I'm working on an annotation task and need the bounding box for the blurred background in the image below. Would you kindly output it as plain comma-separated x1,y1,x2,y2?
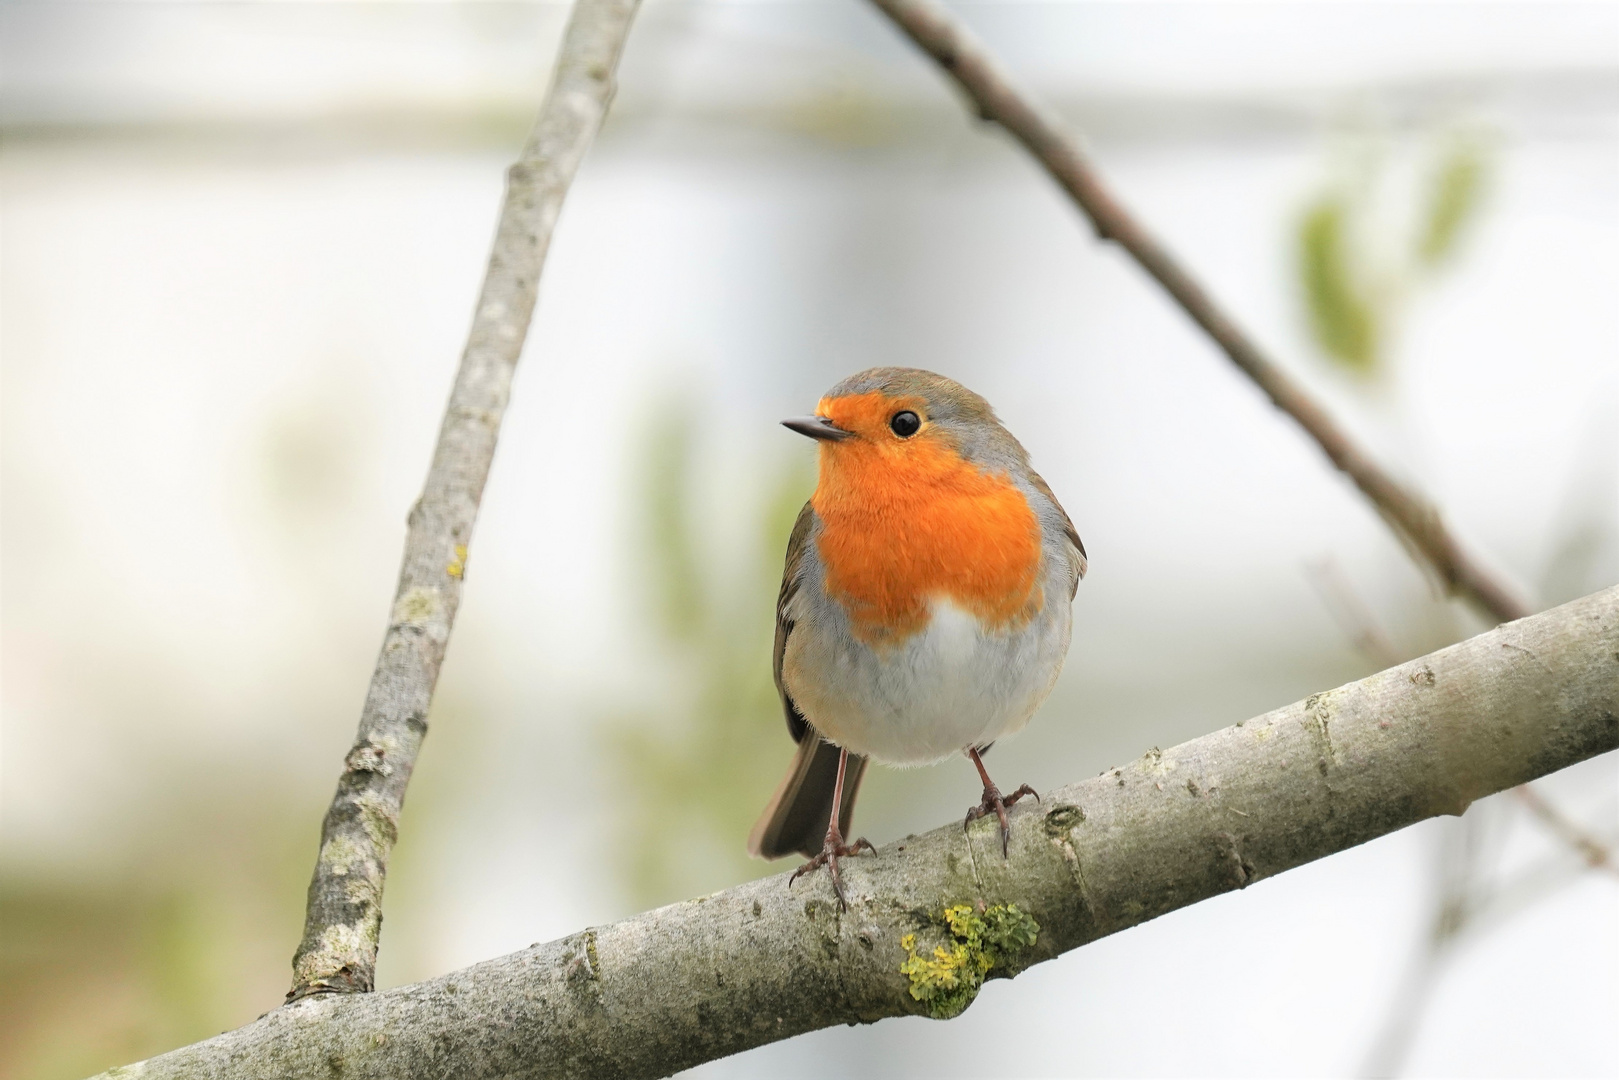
2,1,1616,1077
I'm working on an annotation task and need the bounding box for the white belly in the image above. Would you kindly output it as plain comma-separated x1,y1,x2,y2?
782,594,1071,766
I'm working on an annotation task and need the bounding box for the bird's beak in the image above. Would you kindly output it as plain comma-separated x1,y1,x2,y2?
781,415,854,442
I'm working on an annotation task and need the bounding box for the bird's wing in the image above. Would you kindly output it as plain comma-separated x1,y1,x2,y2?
773,499,816,744
1028,469,1086,597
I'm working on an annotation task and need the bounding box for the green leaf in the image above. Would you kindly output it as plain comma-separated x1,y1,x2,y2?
1417,137,1487,267
1298,197,1380,375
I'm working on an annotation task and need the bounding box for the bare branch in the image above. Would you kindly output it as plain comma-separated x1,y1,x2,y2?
1513,782,1618,875
99,588,1619,1080
1360,808,1490,1079
865,0,1534,625
1305,557,1405,669
1361,784,1617,1076
287,0,643,1001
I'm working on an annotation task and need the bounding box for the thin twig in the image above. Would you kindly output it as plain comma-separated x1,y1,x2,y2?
1363,789,1619,1076
1305,557,1404,669
1513,783,1619,875
865,0,1534,626
96,588,1619,1080
286,0,643,1001
1361,805,1492,1078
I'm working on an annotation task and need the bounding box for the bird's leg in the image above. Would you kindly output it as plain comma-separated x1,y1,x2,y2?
964,745,1039,858
788,746,875,911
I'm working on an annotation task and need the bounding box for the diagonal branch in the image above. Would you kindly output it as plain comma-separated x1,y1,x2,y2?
1513,782,1618,875
865,0,1533,625
287,0,643,1001
99,587,1618,1079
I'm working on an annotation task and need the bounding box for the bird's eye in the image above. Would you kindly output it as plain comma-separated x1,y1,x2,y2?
889,411,921,438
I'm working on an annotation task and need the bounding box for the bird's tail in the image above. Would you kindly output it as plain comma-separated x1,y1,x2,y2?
747,730,867,860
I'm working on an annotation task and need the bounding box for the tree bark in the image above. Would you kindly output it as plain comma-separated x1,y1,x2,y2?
97,586,1618,1080
287,0,643,1001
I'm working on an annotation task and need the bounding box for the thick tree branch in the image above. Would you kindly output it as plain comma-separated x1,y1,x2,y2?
865,0,1533,625
98,587,1617,1079
287,0,642,1001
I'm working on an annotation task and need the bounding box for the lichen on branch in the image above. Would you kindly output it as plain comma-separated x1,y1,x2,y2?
900,902,1040,1018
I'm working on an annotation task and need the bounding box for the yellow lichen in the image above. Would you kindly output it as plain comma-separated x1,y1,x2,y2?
898,903,1039,1019
446,544,469,579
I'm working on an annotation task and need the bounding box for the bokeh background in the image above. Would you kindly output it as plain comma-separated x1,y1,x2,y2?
3,2,1616,1077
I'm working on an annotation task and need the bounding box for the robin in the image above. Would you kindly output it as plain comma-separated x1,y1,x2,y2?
747,367,1086,908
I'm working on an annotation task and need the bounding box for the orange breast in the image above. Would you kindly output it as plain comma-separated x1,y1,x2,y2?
811,400,1043,648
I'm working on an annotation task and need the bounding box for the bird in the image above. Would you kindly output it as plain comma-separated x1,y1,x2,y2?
747,367,1086,909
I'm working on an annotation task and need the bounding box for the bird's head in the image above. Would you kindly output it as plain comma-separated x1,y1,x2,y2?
782,367,1020,486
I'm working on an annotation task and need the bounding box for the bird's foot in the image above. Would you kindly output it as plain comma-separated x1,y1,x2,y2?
789,828,876,911
964,782,1039,858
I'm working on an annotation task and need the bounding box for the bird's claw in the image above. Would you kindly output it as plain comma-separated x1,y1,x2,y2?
789,833,875,911
964,782,1039,858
